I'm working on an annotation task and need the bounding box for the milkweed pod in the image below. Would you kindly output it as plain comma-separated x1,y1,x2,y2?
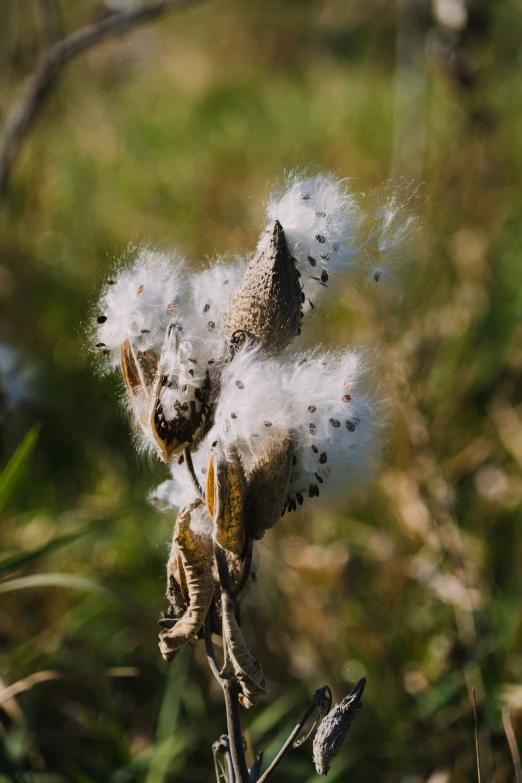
312,678,365,776
207,440,247,557
120,338,157,432
220,591,268,710
223,221,302,356
246,429,295,539
158,499,214,662
150,321,212,462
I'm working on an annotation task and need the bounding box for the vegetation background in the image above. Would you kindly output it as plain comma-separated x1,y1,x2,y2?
1,0,522,781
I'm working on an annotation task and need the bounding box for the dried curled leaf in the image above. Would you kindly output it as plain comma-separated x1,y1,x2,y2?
158,499,214,662
120,338,157,432
223,221,302,356
207,440,247,557
220,591,267,709
246,429,295,539
312,678,365,776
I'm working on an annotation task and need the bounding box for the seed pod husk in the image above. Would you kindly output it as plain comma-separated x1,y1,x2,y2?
223,221,302,355
312,678,365,775
207,440,247,557
246,429,294,539
158,499,214,662
120,338,157,431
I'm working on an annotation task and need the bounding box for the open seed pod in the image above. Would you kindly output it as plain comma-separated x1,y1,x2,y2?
120,338,158,432
158,499,214,662
223,221,303,356
220,591,268,710
206,440,247,557
246,429,295,540
150,321,213,462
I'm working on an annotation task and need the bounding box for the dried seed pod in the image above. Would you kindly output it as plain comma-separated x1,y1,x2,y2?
158,499,214,662
220,591,268,709
312,678,365,776
120,338,158,432
223,221,302,355
246,430,295,540
150,322,212,462
206,440,247,557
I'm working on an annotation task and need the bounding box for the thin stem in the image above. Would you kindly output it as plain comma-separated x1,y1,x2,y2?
183,446,205,501
223,680,249,783
502,705,522,783
472,688,482,783
214,544,233,594
231,538,253,598
249,752,263,783
257,691,327,783
204,613,222,685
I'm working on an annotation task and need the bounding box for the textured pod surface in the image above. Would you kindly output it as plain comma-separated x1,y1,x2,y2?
220,591,267,709
223,221,302,355
312,678,365,775
120,338,157,432
158,499,214,662
207,440,247,557
246,429,295,539
150,321,213,462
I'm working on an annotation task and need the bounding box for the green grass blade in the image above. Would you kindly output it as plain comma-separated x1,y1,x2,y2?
0,573,155,616
0,520,108,575
0,426,40,515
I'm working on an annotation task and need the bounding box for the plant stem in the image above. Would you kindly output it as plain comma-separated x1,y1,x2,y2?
223,679,249,783
183,446,205,501
231,538,253,598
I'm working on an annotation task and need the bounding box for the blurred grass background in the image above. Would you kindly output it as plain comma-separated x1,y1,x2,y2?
1,0,522,780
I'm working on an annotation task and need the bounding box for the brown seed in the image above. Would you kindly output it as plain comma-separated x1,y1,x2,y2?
102,349,111,357
208,321,215,329
178,454,185,465
231,412,237,419
311,444,318,453
106,279,116,285
204,303,211,312
329,418,341,428
342,394,352,402
296,492,304,505
308,405,316,413
137,285,144,295
96,342,106,348
315,234,326,244
167,303,176,314
315,473,324,484
301,193,311,200
316,211,326,218
346,420,356,432
208,359,215,365
189,369,194,376
264,421,272,427
309,423,316,435
319,452,327,464
182,384,187,392
309,484,320,498
374,271,381,282
321,270,329,284
223,279,229,285
236,380,245,390
307,255,317,267
97,315,107,324
141,329,150,334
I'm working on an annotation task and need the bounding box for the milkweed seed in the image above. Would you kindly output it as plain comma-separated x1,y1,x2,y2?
208,321,215,329
236,380,245,390
96,342,105,348
309,484,320,498
97,315,107,324
106,279,116,285
309,423,316,435
301,193,310,200
329,418,341,428
321,253,330,261
223,280,229,285
308,405,316,413
182,385,187,392
342,394,352,402
137,285,144,295
315,234,326,244
307,255,317,267
315,473,324,484
311,444,318,453
178,454,185,465
374,271,381,282
208,359,215,364
141,329,150,334
299,357,308,366
231,412,237,419
296,492,304,505
346,420,356,431
203,303,211,312
103,349,111,357
189,369,194,376
212,440,218,447
319,452,327,464
321,270,329,283
264,421,272,427
316,211,326,218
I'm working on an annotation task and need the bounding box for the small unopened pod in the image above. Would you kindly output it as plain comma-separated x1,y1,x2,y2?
312,678,366,776
223,221,302,356
158,499,214,662
220,591,268,710
206,440,247,558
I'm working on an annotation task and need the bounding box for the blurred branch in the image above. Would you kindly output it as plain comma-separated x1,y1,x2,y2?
503,705,522,783
0,0,205,198
36,0,63,46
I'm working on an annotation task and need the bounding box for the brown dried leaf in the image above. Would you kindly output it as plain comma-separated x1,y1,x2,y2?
207,441,247,557
220,591,267,709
